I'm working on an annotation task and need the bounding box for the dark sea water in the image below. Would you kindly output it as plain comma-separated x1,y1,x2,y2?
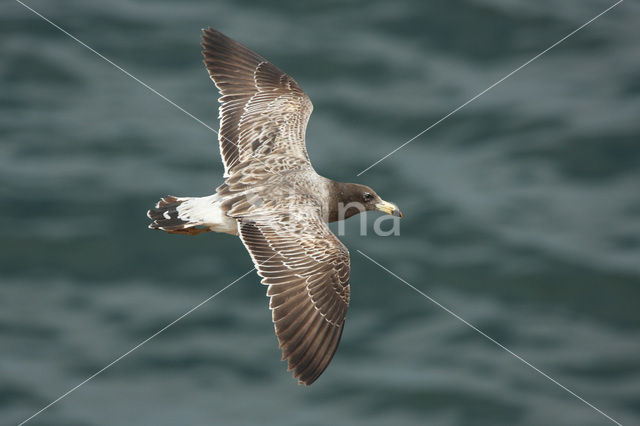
2,0,639,425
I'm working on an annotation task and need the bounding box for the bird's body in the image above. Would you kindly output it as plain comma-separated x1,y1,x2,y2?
148,28,401,385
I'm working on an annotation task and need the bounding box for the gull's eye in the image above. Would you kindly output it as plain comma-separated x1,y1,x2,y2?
363,192,373,202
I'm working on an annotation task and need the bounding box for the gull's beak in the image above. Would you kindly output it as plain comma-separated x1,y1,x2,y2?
375,200,403,218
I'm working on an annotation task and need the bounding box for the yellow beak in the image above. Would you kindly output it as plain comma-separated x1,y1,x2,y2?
375,200,403,217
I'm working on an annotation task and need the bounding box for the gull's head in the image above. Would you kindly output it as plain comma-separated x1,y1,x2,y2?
332,183,402,221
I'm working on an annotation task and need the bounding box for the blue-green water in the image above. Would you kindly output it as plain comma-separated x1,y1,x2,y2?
2,1,639,425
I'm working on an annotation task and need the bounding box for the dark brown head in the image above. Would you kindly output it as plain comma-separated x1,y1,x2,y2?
329,182,402,222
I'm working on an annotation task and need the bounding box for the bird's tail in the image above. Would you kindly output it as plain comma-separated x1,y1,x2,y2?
147,195,210,235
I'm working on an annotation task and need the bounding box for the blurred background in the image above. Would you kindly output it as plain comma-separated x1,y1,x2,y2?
1,0,639,425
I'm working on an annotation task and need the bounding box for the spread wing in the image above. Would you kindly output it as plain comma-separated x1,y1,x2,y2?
201,28,314,177
238,214,350,385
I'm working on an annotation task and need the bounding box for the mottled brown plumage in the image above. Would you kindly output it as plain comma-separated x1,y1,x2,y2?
201,28,313,176
148,28,401,385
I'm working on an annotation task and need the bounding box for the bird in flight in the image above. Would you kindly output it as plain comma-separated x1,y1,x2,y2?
148,28,402,385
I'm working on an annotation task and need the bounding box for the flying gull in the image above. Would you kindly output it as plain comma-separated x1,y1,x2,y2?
148,28,402,385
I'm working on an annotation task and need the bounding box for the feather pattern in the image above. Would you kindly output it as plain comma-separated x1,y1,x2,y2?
200,28,352,384
237,211,350,385
201,28,313,176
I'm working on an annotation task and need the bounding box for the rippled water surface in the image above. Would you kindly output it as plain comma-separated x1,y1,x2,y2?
2,0,639,425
